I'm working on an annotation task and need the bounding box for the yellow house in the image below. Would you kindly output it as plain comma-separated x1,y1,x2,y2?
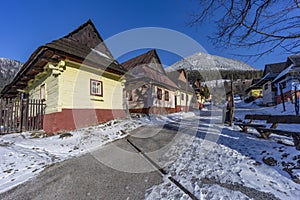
1,20,127,134
248,88,262,97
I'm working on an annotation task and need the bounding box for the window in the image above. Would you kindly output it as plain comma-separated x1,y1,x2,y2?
264,84,268,90
281,82,286,89
40,84,46,101
165,91,169,101
128,90,133,101
157,88,162,100
181,93,184,101
90,79,103,96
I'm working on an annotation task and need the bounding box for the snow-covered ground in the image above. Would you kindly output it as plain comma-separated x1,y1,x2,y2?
145,99,300,200
0,112,195,194
0,117,149,193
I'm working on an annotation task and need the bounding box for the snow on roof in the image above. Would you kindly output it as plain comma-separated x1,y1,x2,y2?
272,65,293,83
91,48,112,60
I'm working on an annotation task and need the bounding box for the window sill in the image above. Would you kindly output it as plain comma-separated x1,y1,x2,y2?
90,98,104,102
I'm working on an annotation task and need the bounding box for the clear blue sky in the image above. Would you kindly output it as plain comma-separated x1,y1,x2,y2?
0,0,290,70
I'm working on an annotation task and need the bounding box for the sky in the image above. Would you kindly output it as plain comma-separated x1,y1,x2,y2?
0,0,292,70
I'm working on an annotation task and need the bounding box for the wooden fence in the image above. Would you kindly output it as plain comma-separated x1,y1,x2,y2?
0,98,46,134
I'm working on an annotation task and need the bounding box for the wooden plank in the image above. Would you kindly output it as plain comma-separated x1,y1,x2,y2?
234,122,266,128
245,114,271,120
246,124,266,128
234,122,244,126
267,115,300,124
257,128,298,137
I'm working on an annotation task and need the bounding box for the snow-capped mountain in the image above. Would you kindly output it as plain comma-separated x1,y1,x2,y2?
0,58,22,91
166,52,258,72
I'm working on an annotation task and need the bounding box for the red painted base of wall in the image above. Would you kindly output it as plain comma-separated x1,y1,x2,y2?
276,91,300,104
129,107,176,115
129,106,193,114
175,106,192,112
43,109,126,134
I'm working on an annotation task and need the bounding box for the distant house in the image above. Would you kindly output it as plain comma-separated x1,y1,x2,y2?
166,69,195,112
122,49,180,114
245,79,262,99
247,62,286,105
0,20,127,134
272,55,300,104
192,79,208,110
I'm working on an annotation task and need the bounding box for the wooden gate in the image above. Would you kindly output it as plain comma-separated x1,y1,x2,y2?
0,98,46,134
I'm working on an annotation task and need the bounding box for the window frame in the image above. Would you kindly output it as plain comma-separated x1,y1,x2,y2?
40,84,46,101
264,84,269,90
165,90,169,101
90,79,103,97
157,88,162,100
181,93,184,101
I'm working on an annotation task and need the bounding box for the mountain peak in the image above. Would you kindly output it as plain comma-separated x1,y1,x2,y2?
166,52,257,72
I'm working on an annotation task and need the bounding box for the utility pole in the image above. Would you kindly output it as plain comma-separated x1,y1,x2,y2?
279,83,286,112
295,84,299,115
229,75,234,126
185,70,188,112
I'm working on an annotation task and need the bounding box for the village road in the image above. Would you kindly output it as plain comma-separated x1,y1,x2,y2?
0,122,187,200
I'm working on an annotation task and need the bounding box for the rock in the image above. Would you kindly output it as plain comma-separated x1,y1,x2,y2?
263,157,277,166
30,131,47,138
292,133,300,150
59,132,73,139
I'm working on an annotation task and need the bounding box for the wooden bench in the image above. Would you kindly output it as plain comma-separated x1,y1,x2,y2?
256,115,300,150
234,114,270,132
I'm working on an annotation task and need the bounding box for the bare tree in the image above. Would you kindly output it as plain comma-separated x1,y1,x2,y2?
190,0,300,59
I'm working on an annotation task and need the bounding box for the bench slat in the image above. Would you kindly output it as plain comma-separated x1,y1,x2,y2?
244,114,271,120
257,128,299,137
267,115,300,124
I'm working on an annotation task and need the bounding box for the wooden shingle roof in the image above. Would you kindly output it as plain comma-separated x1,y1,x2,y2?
122,49,179,90
1,19,126,97
166,69,194,93
121,49,166,75
287,54,300,67
263,62,287,76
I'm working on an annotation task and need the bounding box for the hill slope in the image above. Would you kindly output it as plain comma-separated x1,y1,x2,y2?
0,58,22,91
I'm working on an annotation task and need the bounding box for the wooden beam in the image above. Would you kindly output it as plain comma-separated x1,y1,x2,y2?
20,76,31,82
15,81,27,86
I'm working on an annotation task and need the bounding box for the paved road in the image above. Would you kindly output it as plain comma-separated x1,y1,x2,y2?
0,123,183,200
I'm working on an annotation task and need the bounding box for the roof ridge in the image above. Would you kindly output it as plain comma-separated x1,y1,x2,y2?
63,19,103,41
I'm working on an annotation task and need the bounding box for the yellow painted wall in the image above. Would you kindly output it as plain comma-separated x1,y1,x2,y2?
27,70,60,114
250,89,262,97
58,61,124,110
26,59,125,114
